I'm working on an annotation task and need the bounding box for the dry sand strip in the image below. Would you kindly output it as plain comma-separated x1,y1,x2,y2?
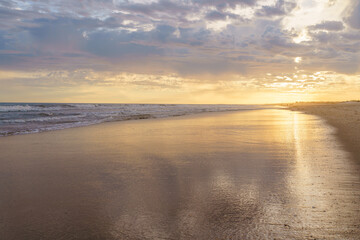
284,101,360,161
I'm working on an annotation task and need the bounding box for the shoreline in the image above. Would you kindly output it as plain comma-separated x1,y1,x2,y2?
0,107,274,138
285,102,360,161
1,108,360,239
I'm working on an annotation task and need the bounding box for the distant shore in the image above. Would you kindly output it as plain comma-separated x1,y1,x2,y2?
284,101,360,161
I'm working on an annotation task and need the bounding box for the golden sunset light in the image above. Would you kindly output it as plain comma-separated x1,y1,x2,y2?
1,1,360,239
0,0,359,103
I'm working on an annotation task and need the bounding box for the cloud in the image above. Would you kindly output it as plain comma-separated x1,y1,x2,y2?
85,33,163,58
0,0,358,90
192,0,258,9
121,0,190,17
256,0,297,18
345,1,360,29
205,11,228,21
0,0,15,7
0,31,11,49
309,21,344,31
151,25,177,43
259,22,299,51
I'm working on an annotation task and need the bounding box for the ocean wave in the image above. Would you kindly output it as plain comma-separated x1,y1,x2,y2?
1,114,87,123
0,103,270,136
0,103,101,112
0,105,35,112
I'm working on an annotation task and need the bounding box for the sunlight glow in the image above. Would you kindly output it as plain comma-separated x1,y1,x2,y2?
293,30,311,43
294,57,302,63
206,19,232,32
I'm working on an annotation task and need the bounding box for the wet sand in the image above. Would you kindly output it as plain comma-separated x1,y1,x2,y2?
1,109,360,239
286,102,360,161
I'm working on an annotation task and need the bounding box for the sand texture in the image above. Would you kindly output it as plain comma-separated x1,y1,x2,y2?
1,109,360,239
286,101,360,161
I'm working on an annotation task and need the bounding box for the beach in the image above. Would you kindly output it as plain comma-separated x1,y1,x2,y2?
286,102,360,161
1,109,360,239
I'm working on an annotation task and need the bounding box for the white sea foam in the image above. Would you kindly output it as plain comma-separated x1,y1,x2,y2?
0,103,271,136
0,105,35,112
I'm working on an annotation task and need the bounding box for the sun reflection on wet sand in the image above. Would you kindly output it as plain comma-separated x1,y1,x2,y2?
288,112,360,238
0,109,359,239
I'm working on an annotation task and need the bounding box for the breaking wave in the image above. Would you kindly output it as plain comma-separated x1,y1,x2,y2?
0,103,269,136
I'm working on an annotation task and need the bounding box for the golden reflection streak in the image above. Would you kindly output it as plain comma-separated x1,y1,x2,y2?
289,111,360,233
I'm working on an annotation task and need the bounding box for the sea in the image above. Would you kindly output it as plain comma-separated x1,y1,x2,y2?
0,103,269,136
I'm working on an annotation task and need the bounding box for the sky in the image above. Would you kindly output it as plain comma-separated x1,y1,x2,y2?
0,0,359,104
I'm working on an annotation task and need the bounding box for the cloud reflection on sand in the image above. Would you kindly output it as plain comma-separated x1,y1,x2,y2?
0,109,360,239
